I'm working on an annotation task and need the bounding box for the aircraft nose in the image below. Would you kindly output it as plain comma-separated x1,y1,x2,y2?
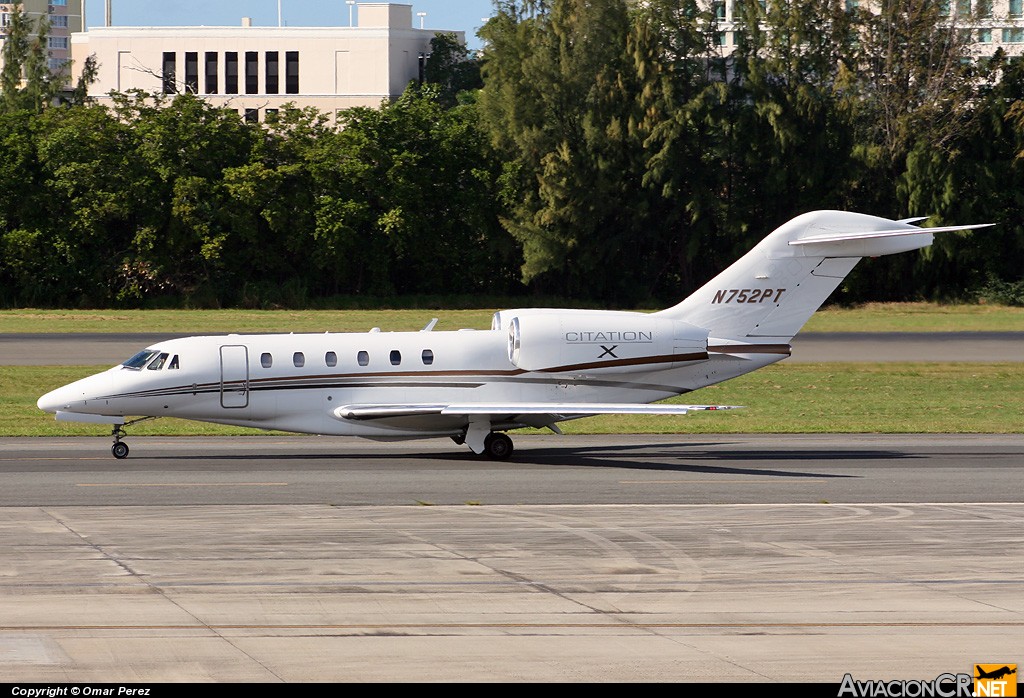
37,387,71,413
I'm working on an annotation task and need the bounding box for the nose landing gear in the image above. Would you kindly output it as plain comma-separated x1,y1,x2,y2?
109,417,157,459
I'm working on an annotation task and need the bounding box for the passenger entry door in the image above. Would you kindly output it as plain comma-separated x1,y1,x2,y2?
220,345,249,408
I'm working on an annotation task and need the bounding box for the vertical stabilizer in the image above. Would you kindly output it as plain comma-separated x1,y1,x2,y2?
654,211,946,342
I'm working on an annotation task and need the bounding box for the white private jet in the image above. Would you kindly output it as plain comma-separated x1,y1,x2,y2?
37,211,990,460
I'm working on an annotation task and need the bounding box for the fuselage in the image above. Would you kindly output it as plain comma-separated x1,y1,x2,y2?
36,327,784,439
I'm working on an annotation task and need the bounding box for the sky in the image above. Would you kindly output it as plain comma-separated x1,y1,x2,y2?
85,1,496,50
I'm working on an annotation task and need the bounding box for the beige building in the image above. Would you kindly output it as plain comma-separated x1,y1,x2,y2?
70,3,462,121
1,0,83,75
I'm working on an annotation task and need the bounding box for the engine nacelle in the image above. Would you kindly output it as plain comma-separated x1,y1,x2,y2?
502,310,709,373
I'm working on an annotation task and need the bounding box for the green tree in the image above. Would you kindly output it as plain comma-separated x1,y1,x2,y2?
423,32,483,107
312,86,517,297
0,6,61,113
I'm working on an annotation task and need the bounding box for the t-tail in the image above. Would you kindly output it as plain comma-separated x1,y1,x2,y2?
654,211,992,344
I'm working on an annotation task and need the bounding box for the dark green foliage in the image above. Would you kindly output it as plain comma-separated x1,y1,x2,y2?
0,1,1022,308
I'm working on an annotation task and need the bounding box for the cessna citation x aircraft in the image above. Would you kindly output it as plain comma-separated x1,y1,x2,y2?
38,211,990,460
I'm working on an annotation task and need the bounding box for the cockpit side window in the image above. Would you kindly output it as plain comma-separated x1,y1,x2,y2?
122,350,159,370
168,355,180,370
147,353,169,370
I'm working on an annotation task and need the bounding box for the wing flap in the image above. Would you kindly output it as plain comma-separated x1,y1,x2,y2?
334,403,740,421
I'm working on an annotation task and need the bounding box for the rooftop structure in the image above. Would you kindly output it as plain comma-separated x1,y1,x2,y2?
70,3,462,121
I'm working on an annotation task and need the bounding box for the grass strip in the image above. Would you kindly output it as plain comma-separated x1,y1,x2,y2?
1,303,1022,334
6,363,1022,437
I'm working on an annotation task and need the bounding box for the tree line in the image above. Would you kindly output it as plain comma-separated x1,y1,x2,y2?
1,0,1022,309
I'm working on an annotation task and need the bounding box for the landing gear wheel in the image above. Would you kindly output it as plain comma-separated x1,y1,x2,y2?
451,434,466,445
111,441,130,459
483,432,513,461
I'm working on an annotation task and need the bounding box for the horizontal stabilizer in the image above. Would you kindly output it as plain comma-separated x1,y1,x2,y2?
335,403,741,421
789,223,993,246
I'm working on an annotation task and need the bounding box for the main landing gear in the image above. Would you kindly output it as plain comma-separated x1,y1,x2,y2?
483,432,514,460
110,417,157,459
453,428,515,460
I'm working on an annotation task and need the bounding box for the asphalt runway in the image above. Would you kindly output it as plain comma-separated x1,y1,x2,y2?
3,332,1022,681
0,435,1022,682
2,331,1023,365
1,434,1023,506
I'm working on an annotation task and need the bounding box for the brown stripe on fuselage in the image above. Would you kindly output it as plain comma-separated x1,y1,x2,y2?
708,344,792,356
538,351,709,373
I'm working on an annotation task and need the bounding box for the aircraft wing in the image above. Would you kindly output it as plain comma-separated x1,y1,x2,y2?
334,403,741,421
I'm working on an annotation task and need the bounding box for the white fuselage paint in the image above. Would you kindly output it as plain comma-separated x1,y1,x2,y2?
38,329,781,439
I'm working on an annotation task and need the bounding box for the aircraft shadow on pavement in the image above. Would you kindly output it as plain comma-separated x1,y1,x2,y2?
139,441,921,478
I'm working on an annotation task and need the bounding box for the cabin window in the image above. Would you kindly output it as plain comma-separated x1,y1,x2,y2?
168,355,180,370
122,350,159,370
293,352,305,368
261,352,273,368
421,349,434,366
390,350,401,366
325,351,337,367
147,353,169,370
357,350,369,366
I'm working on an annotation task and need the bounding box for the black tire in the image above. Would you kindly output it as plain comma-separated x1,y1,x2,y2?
451,434,466,445
112,442,129,459
483,432,513,460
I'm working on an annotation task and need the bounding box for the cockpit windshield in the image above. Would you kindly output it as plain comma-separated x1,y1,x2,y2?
121,350,160,370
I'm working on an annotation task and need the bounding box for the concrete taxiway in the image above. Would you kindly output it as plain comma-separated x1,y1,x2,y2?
0,435,1022,682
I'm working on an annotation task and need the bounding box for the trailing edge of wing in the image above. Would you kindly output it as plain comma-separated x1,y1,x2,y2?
789,223,994,246
335,403,741,420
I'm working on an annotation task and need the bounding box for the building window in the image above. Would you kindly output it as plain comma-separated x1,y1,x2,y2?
51,15,68,27
48,37,69,50
978,28,992,43
204,52,218,94
49,58,67,71
285,51,299,94
1012,0,1023,18
162,52,176,94
245,51,258,94
325,351,337,367
265,108,279,121
845,0,859,9
265,51,279,94
421,349,434,366
716,31,728,46
184,52,198,93
357,350,369,366
1004,27,1024,42
389,350,401,366
261,353,273,368
955,0,970,14
977,0,993,16
293,352,305,368
225,52,238,94
49,0,68,5
1,14,10,27
713,1,725,21
244,108,259,123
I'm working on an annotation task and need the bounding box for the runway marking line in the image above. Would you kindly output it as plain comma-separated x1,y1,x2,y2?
75,483,289,488
2,621,1023,631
